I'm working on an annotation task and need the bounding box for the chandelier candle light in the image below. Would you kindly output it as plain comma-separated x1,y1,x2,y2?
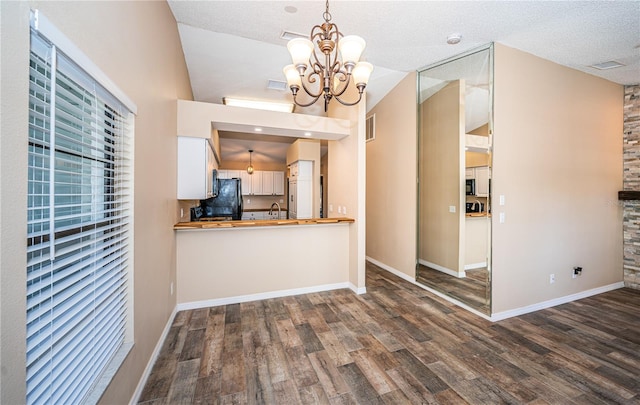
283,0,373,111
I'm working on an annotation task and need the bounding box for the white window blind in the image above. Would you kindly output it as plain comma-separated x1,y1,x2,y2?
27,13,134,404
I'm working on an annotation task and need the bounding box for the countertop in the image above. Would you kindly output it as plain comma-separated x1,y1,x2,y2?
465,212,491,218
174,217,354,230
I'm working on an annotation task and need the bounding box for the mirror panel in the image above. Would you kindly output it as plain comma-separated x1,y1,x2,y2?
416,45,493,314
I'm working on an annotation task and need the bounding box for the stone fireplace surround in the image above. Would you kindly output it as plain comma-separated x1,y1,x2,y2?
623,84,640,289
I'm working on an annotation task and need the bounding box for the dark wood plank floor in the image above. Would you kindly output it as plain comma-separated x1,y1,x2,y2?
416,265,490,314
138,263,640,404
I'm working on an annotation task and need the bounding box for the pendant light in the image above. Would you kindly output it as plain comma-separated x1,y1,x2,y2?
247,149,254,175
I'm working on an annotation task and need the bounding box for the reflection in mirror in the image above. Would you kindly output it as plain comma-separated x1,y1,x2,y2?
416,45,493,314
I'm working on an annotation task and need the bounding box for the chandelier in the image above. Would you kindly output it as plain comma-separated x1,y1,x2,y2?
283,0,373,111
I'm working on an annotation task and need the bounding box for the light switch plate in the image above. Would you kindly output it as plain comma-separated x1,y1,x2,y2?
499,195,505,206
449,206,456,213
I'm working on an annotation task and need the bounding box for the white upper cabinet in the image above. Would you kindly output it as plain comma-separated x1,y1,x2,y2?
177,136,217,200
236,170,285,196
474,166,491,197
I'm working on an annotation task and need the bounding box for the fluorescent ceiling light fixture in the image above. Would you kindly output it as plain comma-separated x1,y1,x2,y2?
589,60,625,70
254,127,262,132
222,97,294,113
304,132,312,137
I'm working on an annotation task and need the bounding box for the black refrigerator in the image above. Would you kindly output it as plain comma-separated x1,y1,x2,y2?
199,178,243,220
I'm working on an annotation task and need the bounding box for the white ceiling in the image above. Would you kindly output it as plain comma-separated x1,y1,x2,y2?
168,0,640,162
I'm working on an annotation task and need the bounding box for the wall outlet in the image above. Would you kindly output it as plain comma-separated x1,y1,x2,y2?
573,266,582,279
180,208,184,218
343,206,347,215
549,273,555,284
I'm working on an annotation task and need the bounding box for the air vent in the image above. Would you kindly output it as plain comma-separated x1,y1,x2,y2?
366,114,375,142
280,30,308,41
267,80,288,91
590,60,625,70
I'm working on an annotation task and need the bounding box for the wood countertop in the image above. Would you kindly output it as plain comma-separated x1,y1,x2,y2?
174,217,354,230
465,213,492,218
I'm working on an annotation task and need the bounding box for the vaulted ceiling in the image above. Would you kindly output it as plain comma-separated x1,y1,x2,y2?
168,1,640,163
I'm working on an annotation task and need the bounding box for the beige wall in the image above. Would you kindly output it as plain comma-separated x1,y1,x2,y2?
176,225,350,303
0,2,192,403
365,72,417,278
491,44,623,313
420,80,464,274
328,88,367,290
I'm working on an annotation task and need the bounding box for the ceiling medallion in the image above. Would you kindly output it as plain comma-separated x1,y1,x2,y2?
283,0,373,111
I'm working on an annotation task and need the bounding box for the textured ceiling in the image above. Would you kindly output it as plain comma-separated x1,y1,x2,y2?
168,0,640,162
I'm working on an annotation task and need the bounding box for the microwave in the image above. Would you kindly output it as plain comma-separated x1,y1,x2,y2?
466,179,476,196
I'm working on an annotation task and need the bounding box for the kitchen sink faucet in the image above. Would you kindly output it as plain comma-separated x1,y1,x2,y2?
269,202,281,219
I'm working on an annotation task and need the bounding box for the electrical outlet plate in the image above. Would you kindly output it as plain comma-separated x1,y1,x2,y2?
550,274,555,284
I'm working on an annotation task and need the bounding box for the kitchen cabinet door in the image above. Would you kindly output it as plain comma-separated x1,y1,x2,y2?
239,171,252,195
251,171,264,195
273,171,285,195
465,168,475,179
177,136,217,200
289,180,297,218
261,171,274,195
475,166,490,197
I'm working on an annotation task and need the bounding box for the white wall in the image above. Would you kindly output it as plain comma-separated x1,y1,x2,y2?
0,2,192,403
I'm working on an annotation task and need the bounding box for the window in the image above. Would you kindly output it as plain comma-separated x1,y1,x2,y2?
366,114,375,142
27,10,135,404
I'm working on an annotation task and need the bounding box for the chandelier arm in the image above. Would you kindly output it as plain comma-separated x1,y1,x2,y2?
329,71,352,98
292,91,323,108
333,87,365,107
299,69,324,99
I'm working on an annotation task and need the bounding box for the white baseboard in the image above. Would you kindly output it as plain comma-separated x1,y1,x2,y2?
349,282,367,294
418,258,466,278
366,256,416,284
366,257,625,323
176,282,351,311
129,305,178,405
464,262,487,270
490,281,625,321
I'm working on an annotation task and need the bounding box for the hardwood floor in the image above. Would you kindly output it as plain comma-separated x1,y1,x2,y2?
416,265,490,314
138,263,640,404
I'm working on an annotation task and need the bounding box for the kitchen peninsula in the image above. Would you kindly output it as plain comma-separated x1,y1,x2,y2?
174,217,354,309
174,100,364,311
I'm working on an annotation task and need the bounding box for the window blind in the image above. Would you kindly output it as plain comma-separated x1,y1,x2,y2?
27,22,133,404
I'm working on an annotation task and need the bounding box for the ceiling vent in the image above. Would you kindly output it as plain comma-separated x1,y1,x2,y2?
267,80,288,91
589,60,625,70
280,30,307,41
